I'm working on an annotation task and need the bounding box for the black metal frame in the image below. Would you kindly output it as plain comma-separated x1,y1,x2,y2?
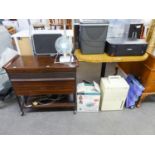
101,63,106,77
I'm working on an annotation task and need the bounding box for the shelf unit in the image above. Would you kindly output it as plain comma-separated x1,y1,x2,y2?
49,19,72,30
24,95,75,109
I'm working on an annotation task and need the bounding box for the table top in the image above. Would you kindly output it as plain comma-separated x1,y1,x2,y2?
3,55,79,73
74,49,149,63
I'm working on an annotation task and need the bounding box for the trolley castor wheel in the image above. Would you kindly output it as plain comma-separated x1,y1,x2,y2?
20,111,25,116
73,110,77,114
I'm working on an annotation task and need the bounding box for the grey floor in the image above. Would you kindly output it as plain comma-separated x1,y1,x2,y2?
0,63,155,135
1,96,155,135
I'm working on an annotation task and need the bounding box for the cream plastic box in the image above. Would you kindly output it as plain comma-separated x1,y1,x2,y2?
100,76,129,111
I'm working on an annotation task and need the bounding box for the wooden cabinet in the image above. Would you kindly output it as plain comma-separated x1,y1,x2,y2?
49,19,72,29
139,54,155,92
3,55,79,115
118,53,155,107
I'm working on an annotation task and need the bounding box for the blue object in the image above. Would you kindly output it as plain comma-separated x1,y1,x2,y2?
125,75,144,109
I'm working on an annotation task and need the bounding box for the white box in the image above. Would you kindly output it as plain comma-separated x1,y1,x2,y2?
100,76,129,111
77,81,100,112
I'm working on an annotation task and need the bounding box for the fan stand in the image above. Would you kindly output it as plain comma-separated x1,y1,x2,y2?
54,53,75,64
59,54,73,63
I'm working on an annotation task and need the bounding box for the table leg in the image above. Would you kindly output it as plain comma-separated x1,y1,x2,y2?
114,65,119,75
73,77,77,115
101,63,106,77
74,24,80,49
16,96,25,116
73,93,77,114
136,93,148,108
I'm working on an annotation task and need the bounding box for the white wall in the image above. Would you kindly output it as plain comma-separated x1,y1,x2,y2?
17,19,49,31
2,19,152,33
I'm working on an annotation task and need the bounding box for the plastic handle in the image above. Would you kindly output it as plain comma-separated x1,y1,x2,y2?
108,75,121,80
108,76,122,83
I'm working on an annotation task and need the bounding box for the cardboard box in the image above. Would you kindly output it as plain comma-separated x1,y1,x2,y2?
77,81,100,112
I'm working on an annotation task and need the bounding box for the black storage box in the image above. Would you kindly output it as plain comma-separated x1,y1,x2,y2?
79,20,109,54
105,39,148,56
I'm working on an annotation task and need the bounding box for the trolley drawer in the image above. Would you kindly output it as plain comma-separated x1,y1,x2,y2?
12,79,76,96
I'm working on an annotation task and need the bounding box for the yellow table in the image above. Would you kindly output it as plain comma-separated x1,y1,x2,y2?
74,49,148,63
74,49,149,76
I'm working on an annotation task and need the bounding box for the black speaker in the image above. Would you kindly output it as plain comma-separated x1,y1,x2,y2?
32,33,62,55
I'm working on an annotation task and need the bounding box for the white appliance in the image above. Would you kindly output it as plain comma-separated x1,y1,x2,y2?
100,76,129,111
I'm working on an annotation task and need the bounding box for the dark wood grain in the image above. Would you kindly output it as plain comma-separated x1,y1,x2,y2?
4,55,78,115
9,72,76,79
12,80,76,96
3,55,78,73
